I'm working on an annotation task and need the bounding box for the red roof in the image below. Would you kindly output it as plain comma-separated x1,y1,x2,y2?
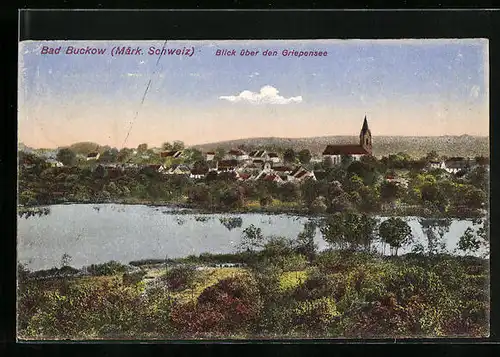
239,173,251,180
322,145,370,155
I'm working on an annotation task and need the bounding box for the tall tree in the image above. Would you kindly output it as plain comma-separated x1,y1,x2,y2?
137,143,148,153
379,217,413,256
162,142,173,151
172,140,185,151
320,211,378,251
283,148,296,164
56,148,76,166
297,149,312,165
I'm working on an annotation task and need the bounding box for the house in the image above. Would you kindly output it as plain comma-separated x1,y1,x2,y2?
190,167,209,179
46,159,64,167
272,165,293,175
427,160,446,170
86,152,100,161
166,164,191,175
322,116,373,164
226,149,249,161
385,175,409,189
146,164,167,173
206,152,215,161
217,159,238,172
267,152,280,163
288,166,316,182
249,150,268,160
259,173,284,184
444,157,472,174
161,150,183,159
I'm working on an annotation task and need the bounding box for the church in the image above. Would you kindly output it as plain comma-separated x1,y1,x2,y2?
322,116,372,164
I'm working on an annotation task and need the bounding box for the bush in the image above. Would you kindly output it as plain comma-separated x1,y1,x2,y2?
86,261,128,276
170,276,262,337
20,278,146,339
164,265,198,291
291,297,339,335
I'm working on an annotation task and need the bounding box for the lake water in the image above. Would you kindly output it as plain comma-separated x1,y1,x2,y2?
17,204,486,271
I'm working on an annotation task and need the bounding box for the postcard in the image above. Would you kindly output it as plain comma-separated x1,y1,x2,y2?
17,39,489,340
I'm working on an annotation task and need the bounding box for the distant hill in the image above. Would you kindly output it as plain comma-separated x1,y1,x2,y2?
65,142,103,155
192,135,489,158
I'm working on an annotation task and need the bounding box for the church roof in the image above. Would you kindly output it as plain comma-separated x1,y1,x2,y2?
322,145,370,155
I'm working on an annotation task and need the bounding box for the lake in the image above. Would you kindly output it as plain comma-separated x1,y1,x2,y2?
17,204,485,271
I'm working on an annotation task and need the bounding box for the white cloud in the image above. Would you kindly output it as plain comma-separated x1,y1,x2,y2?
470,85,480,98
126,73,141,77
219,85,302,105
249,72,260,78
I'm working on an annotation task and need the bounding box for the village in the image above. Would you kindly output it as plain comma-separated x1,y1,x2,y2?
20,117,487,189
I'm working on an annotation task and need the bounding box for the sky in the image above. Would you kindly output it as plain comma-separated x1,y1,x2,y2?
18,39,489,149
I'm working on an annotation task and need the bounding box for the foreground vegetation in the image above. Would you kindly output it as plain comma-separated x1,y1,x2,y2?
18,219,489,339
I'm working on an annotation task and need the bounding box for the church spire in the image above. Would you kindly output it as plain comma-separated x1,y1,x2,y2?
361,115,369,133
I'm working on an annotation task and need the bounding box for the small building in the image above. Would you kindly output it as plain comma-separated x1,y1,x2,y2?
161,150,183,159
249,150,268,160
267,152,280,163
46,159,64,167
146,164,167,173
217,159,238,172
190,168,209,179
444,157,472,174
226,149,249,161
86,152,100,161
205,152,215,161
288,166,316,182
428,160,446,170
166,164,191,175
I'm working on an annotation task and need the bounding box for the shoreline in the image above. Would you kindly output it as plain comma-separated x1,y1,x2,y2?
18,200,487,220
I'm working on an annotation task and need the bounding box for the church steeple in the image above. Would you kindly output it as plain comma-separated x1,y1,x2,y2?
359,115,372,153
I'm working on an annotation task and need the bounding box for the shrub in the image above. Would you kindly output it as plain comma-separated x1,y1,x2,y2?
291,297,339,335
21,278,146,339
86,261,128,276
163,265,198,291
170,276,262,337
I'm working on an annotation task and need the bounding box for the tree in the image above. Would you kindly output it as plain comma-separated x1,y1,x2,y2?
117,148,133,163
240,224,265,252
320,211,378,251
323,156,334,169
279,182,300,202
283,148,296,164
215,147,226,161
297,149,312,165
419,218,452,256
341,154,353,168
137,143,148,153
457,227,482,254
424,151,440,162
99,149,118,163
379,218,413,256
380,181,401,202
172,141,185,151
162,142,174,151
60,253,72,267
295,221,318,261
56,148,76,166
185,148,204,164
